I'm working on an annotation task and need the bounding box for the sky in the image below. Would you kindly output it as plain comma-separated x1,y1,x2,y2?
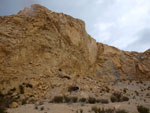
0,0,150,52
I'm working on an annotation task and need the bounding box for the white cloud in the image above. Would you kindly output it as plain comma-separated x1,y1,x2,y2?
0,0,150,52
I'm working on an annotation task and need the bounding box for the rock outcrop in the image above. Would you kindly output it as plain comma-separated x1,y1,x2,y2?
0,4,150,95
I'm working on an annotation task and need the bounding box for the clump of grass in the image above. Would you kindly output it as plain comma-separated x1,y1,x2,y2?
40,106,44,111
63,96,78,103
110,95,118,103
99,99,109,104
110,92,129,102
79,98,87,103
63,96,71,103
52,96,63,103
71,97,78,103
88,97,97,104
19,85,24,94
137,105,149,113
21,99,27,105
91,106,115,113
35,106,38,110
121,96,129,102
80,109,83,113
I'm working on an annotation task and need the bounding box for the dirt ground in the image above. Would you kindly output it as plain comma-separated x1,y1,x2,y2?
7,80,150,113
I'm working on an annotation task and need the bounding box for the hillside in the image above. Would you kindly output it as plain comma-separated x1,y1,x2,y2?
0,4,150,108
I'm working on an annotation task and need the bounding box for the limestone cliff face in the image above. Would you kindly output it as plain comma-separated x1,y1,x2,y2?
0,4,150,89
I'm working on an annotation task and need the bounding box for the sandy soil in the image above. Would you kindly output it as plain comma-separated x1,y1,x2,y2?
7,80,150,113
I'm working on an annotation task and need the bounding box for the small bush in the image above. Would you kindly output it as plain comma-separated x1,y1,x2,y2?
71,97,78,103
80,109,83,113
88,97,96,104
121,96,129,102
111,92,129,102
79,98,87,103
19,85,24,94
64,96,71,103
52,96,63,103
113,92,122,99
137,105,149,113
21,99,27,105
35,106,38,110
91,107,115,113
110,95,118,103
40,107,44,111
99,99,109,104
91,106,99,113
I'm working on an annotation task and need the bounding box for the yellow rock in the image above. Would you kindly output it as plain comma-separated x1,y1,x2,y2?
10,102,19,108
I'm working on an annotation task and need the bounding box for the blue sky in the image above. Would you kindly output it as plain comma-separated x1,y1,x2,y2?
0,0,150,52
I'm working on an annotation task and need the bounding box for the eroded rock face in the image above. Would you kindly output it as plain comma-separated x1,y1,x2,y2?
0,4,150,92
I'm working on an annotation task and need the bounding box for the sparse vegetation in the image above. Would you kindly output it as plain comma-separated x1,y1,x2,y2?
0,92,7,113
91,106,115,113
52,96,63,103
137,105,149,113
19,85,24,94
122,96,129,102
110,92,129,102
79,98,87,103
91,106,128,113
35,106,38,110
71,97,78,103
64,96,71,103
21,99,27,105
52,96,78,103
99,99,109,104
110,95,118,103
88,97,97,104
40,106,44,111
80,109,83,113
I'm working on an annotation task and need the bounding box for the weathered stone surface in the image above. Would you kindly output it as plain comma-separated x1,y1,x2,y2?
9,102,19,108
0,4,150,95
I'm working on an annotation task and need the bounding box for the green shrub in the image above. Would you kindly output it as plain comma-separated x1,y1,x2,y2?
111,92,129,102
19,85,24,94
91,106,99,113
110,95,118,102
91,107,115,113
40,107,44,111
99,99,109,104
52,96,63,103
137,105,149,113
80,109,83,113
121,96,129,102
63,96,71,103
21,99,27,105
79,98,86,103
71,97,78,103
88,97,96,104
35,106,38,110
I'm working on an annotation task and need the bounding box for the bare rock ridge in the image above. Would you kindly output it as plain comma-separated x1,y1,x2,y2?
0,4,150,92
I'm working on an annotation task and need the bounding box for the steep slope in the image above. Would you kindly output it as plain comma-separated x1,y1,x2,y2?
0,4,150,94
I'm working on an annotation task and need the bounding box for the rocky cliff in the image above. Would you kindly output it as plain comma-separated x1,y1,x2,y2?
0,4,150,93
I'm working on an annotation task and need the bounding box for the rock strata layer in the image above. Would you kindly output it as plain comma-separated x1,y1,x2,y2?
0,4,150,92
